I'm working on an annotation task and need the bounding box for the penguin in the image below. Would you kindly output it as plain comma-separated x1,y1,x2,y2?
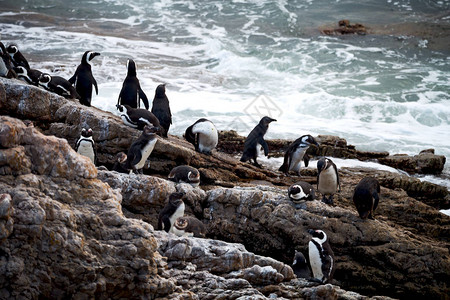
157,192,185,233
240,116,276,168
0,42,17,78
184,118,218,155
116,104,161,131
14,66,43,86
172,216,206,238
68,51,100,107
292,250,312,279
279,135,319,176
307,229,335,284
6,43,30,69
112,152,130,174
151,84,171,138
75,128,97,165
288,181,316,203
125,125,159,174
38,73,80,99
353,177,380,219
117,59,149,109
168,165,201,187
317,157,340,205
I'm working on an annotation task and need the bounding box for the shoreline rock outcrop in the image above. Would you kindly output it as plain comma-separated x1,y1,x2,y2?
1,78,449,299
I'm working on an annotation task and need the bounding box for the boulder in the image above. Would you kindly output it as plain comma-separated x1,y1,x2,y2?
378,151,446,175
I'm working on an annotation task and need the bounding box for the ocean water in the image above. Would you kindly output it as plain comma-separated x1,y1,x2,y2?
1,0,449,189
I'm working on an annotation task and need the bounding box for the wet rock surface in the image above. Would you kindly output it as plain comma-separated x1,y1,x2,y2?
1,78,449,299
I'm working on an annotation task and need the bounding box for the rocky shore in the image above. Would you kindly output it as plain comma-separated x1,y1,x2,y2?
0,77,449,299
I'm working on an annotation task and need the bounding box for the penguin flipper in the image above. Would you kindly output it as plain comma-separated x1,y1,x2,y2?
372,191,380,211
303,153,310,168
68,72,77,84
278,151,290,173
139,88,149,110
93,77,98,95
162,216,171,233
260,138,269,156
333,163,341,192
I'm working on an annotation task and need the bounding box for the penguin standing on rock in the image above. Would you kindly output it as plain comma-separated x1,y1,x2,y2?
75,128,97,165
317,157,340,205
240,116,276,168
0,42,17,78
279,135,318,176
117,59,149,109
14,66,42,86
151,84,171,137
184,118,218,155
69,51,100,107
38,73,80,99
173,216,206,238
288,181,315,203
125,125,159,174
117,104,161,131
6,43,30,69
168,165,201,187
353,177,380,219
158,192,185,233
307,229,335,284
292,250,311,279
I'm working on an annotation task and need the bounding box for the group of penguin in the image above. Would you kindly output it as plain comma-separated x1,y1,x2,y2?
2,42,382,285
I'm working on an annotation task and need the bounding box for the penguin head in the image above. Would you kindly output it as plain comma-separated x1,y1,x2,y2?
308,229,328,244
6,43,19,55
116,152,127,164
317,157,331,173
301,135,319,147
259,116,277,127
126,59,137,77
13,66,27,76
142,125,160,136
82,51,100,64
175,217,188,230
116,104,126,113
293,250,307,266
80,128,93,138
187,169,200,182
38,73,52,85
155,84,166,97
168,192,185,206
288,184,302,197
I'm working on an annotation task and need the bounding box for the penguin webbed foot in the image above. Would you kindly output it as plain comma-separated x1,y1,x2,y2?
321,195,334,205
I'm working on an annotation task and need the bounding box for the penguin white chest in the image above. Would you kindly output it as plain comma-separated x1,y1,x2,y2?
318,167,338,194
308,241,324,281
289,147,307,172
135,139,157,169
77,140,95,164
169,202,185,233
172,225,194,237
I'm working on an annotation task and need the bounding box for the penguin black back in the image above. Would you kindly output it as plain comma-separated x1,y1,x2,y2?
353,177,380,219
0,42,17,78
240,116,276,168
69,51,100,107
38,73,80,99
151,84,171,138
117,59,149,109
292,250,311,279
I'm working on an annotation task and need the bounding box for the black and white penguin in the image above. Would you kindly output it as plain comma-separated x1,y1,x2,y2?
151,84,171,138
168,165,201,187
117,59,149,109
317,157,340,205
279,135,319,176
38,73,80,99
68,51,100,107
6,43,30,69
353,177,380,219
14,66,43,86
288,181,316,203
75,128,97,165
0,42,16,78
240,116,277,168
184,118,218,155
307,229,335,284
292,250,311,279
172,216,206,238
112,152,130,174
125,125,159,174
116,104,161,131
157,192,185,233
